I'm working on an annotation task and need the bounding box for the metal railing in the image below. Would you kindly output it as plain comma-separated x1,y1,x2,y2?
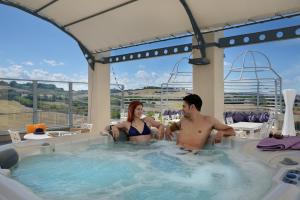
0,78,124,134
0,77,299,135
224,50,283,112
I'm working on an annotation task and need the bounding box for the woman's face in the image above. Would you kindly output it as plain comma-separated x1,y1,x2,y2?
134,105,143,118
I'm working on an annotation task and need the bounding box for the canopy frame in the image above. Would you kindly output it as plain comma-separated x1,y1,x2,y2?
179,0,209,65
1,0,300,69
100,24,300,64
34,0,58,13
0,0,96,69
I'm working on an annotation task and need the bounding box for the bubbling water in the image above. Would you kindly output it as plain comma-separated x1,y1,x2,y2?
11,141,273,200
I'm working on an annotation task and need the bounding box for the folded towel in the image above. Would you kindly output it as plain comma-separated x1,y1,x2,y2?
256,136,300,151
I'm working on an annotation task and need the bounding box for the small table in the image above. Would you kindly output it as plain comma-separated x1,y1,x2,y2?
24,133,52,140
24,131,76,140
229,122,263,137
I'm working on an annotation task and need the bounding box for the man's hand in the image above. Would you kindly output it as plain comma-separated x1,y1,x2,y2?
158,126,165,140
165,127,174,141
214,129,235,143
214,131,223,144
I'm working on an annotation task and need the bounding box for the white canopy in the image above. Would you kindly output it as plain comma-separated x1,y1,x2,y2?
4,0,300,53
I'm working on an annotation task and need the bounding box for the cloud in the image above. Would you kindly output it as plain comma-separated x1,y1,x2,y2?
0,64,87,90
110,69,186,89
22,61,34,66
43,59,64,66
0,65,26,79
0,64,88,91
224,61,232,67
135,70,155,81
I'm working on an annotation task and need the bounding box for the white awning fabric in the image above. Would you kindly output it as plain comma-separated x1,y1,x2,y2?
3,0,300,53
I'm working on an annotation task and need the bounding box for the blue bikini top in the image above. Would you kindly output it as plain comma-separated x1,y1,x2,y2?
128,121,151,137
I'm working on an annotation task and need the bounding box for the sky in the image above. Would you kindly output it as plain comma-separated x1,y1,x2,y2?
0,4,300,93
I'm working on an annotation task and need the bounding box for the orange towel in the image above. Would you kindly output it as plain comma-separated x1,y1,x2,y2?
26,123,47,133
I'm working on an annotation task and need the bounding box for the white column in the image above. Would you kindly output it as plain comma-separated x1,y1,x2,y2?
192,31,224,121
282,89,296,136
88,56,110,133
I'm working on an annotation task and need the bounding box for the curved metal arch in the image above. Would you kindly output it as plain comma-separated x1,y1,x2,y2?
0,0,95,70
179,0,209,65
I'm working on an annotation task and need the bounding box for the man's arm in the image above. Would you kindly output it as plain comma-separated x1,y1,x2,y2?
211,117,235,143
165,121,181,140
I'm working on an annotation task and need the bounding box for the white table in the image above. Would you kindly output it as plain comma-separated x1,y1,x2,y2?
24,131,76,140
24,133,52,140
229,122,263,136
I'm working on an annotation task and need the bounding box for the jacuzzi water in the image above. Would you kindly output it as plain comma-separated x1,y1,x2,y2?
11,141,274,200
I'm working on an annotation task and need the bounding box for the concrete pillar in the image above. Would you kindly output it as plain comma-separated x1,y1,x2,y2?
88,56,110,133
192,32,224,121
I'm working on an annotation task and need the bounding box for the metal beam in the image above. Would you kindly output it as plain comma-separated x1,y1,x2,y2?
0,0,96,70
34,0,59,13
219,25,300,48
99,25,300,64
179,0,209,65
98,43,193,64
63,0,138,28
98,42,218,64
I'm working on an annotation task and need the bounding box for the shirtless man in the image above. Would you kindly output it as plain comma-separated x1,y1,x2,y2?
165,94,235,150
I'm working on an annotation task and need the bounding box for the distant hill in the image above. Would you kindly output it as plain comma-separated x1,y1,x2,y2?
1,80,299,109
0,80,65,93
0,100,30,113
0,81,88,113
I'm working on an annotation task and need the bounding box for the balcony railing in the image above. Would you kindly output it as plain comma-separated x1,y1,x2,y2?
0,78,124,135
0,78,299,135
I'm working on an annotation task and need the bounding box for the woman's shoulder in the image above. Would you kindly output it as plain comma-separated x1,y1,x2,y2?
114,120,130,128
142,116,154,123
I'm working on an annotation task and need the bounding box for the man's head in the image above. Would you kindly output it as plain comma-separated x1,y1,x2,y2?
182,94,202,118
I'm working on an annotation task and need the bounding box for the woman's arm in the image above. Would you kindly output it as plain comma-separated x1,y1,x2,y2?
144,117,164,140
108,121,129,139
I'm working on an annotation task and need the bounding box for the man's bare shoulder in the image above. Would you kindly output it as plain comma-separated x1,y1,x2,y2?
200,114,214,122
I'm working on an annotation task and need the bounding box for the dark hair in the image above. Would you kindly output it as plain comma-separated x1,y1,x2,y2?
183,94,202,111
127,101,143,122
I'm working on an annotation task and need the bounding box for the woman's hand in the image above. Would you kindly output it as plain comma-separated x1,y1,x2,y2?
111,126,120,139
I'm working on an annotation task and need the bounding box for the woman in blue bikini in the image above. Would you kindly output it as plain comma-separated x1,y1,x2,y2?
109,101,164,142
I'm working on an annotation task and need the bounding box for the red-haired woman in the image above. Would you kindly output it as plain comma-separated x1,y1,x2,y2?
109,101,164,142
